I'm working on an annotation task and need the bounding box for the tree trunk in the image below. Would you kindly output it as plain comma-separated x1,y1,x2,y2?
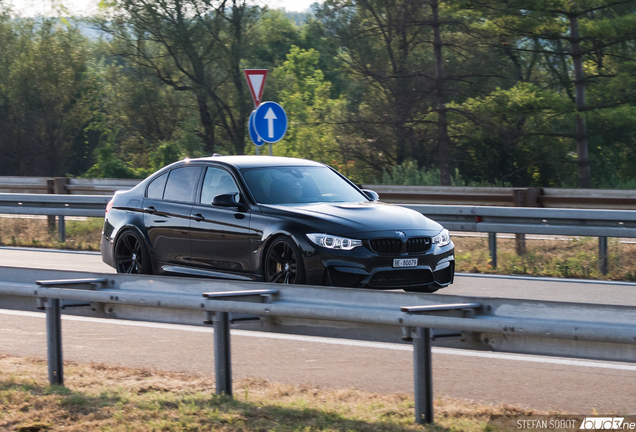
231,1,248,155
431,0,451,186
570,14,591,188
196,93,216,155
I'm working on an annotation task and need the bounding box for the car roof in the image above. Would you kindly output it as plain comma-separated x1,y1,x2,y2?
189,155,326,169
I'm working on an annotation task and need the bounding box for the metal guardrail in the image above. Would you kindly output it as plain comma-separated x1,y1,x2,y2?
1,177,635,208
0,193,111,242
0,194,110,217
363,185,636,210
404,204,636,274
405,205,636,237
0,267,635,424
0,177,140,195
0,192,632,273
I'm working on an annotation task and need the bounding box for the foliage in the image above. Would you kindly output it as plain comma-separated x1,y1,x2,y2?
0,17,94,176
379,161,512,186
0,1,635,188
269,47,341,161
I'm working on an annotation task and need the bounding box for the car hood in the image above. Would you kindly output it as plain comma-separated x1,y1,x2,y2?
260,202,443,235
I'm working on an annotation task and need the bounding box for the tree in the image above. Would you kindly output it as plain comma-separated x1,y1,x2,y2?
98,0,263,156
316,0,499,184
0,17,93,176
84,40,197,175
471,0,636,187
269,46,343,164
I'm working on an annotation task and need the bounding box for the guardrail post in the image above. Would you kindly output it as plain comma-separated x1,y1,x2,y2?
413,327,433,425
488,233,497,268
599,237,608,275
214,311,232,397
58,216,65,242
46,180,56,231
45,298,64,385
53,178,69,242
512,188,542,256
202,289,277,398
513,189,527,255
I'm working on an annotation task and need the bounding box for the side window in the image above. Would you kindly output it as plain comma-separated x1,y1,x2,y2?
163,166,201,203
200,167,239,204
146,172,168,199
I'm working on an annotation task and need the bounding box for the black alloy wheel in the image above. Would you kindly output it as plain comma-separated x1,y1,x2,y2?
115,230,152,274
264,237,305,284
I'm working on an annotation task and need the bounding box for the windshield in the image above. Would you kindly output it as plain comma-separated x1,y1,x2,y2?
241,166,368,205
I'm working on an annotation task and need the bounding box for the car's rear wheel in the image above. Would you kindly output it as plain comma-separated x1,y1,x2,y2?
264,237,305,284
115,229,152,274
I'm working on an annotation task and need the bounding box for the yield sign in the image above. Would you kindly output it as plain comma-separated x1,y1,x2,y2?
244,69,268,107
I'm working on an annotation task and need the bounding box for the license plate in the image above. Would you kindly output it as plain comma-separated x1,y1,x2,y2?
393,258,418,268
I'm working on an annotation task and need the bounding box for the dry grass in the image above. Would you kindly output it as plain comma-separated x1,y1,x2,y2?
0,354,543,432
453,235,636,281
0,217,102,251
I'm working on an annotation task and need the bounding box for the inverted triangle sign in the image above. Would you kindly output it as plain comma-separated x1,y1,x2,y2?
244,69,268,107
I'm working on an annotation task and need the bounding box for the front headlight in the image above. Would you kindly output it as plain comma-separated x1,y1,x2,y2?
432,228,451,247
306,233,362,251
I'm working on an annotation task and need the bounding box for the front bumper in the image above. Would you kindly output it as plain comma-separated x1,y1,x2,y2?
301,238,455,290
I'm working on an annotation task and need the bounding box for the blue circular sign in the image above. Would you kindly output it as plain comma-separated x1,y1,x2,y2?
253,101,287,143
248,110,265,146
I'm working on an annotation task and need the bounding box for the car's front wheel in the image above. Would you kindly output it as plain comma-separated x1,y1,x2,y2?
264,237,305,284
115,229,152,274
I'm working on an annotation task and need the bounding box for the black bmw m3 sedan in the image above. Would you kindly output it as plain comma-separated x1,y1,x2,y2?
101,156,454,292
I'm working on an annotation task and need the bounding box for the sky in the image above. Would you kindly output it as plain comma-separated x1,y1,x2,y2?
8,0,319,16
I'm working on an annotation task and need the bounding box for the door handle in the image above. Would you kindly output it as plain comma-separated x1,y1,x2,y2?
144,206,157,214
192,213,205,222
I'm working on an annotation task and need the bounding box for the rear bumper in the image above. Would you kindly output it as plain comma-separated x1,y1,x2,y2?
100,220,116,268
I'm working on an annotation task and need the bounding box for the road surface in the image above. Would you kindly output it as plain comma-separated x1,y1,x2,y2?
1,246,634,304
1,246,635,413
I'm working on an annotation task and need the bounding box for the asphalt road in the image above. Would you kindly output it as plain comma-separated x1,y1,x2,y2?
1,246,635,304
1,246,636,413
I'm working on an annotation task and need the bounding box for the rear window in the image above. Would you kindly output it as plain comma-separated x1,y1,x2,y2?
163,166,201,203
146,172,168,199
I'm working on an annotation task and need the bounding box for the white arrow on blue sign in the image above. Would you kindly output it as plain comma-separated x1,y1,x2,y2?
253,101,287,143
248,110,265,146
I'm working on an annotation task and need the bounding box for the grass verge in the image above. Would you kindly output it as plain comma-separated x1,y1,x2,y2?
453,235,636,281
0,217,103,251
0,354,544,432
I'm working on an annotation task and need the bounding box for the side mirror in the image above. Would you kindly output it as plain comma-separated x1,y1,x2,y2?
212,193,247,211
361,189,379,201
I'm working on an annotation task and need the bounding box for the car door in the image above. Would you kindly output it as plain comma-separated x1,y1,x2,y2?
143,165,202,266
189,166,252,274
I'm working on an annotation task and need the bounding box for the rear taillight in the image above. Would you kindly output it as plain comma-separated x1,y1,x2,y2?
105,199,114,215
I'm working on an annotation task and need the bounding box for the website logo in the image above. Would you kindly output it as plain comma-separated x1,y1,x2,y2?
580,418,625,430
